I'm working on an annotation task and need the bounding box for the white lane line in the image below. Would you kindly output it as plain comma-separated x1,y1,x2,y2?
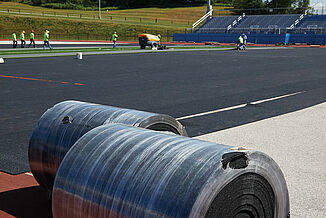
25,172,34,176
176,91,305,121
249,91,305,105
176,104,247,120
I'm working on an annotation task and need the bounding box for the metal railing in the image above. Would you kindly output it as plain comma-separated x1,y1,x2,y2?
216,7,310,15
293,27,325,34
192,9,213,30
227,13,246,30
289,13,307,29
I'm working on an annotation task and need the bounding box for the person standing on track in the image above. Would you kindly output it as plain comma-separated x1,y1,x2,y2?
112,31,118,48
157,33,161,45
242,33,247,50
43,30,53,50
28,30,36,48
237,35,243,50
20,31,26,48
12,32,17,48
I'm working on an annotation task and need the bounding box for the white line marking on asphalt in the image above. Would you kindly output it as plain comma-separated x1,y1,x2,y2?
176,91,305,120
177,104,247,120
250,91,305,105
25,172,34,176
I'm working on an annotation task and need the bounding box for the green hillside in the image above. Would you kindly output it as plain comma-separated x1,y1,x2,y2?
0,2,233,41
0,14,184,41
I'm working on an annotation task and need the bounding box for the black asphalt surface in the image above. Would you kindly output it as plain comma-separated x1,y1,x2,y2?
1,47,326,174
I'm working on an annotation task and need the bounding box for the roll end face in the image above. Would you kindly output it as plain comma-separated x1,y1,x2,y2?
192,150,290,218
139,114,188,136
246,151,290,218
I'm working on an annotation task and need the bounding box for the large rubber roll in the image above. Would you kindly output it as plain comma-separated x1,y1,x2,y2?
52,124,289,218
29,100,187,191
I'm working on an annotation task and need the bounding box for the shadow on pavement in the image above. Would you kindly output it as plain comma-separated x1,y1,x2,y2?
0,186,52,218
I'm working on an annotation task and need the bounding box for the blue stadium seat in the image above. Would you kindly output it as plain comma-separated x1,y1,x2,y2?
196,14,301,34
195,16,239,33
295,15,326,33
233,15,301,30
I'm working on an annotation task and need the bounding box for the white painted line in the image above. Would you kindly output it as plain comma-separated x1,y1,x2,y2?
176,103,247,120
250,91,305,105
176,91,305,120
24,172,34,176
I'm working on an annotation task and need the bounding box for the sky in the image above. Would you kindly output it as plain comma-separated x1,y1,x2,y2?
310,0,326,6
309,1,326,14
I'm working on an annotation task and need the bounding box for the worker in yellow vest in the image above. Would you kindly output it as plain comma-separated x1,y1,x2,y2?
20,30,26,48
12,32,17,48
28,30,35,48
112,32,118,48
237,35,244,50
43,30,53,49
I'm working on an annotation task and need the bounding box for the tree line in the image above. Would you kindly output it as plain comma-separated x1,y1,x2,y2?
17,0,309,13
21,0,207,10
232,0,310,14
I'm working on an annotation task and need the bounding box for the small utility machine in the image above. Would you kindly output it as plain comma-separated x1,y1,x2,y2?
138,33,166,50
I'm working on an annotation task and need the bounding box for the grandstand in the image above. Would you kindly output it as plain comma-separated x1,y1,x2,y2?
196,16,239,33
174,13,326,44
195,14,302,33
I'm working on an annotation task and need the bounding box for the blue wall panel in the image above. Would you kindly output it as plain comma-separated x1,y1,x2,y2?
315,36,326,44
173,33,326,45
290,35,306,43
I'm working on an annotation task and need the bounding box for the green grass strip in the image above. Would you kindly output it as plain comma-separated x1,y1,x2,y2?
0,46,234,56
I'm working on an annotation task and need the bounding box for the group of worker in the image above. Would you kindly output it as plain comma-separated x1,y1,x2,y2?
11,31,246,50
237,33,247,50
12,31,120,49
11,30,160,49
11,30,52,49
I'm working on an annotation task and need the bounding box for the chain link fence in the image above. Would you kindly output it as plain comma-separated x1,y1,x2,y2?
213,7,309,16
0,8,192,27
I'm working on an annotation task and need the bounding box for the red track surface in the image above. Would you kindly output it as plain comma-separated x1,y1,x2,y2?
0,172,52,218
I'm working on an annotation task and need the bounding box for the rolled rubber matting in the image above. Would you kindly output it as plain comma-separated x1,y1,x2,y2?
28,100,186,191
52,124,289,218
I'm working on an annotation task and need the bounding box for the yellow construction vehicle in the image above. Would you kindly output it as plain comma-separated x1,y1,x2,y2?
138,33,165,49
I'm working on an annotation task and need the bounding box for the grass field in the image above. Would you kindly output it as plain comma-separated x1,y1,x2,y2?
0,2,232,23
0,2,232,41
